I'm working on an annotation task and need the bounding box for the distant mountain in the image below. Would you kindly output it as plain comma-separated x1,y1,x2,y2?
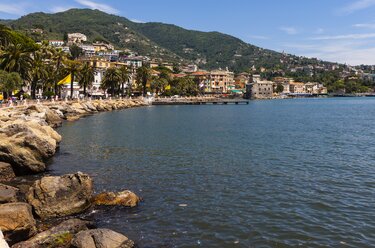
3,8,333,72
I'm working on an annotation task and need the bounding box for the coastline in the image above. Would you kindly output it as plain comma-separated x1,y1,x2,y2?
0,98,148,247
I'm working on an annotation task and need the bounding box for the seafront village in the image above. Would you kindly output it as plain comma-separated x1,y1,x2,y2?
0,26,374,247
4,31,375,107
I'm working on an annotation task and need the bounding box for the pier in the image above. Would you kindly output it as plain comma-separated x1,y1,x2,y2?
152,98,249,105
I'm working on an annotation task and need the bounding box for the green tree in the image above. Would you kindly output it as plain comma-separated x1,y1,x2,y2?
101,67,120,96
170,77,199,96
275,83,284,93
0,43,32,80
69,44,83,60
64,60,81,98
28,51,48,98
118,65,131,96
0,24,13,48
51,48,68,95
0,70,22,99
136,66,151,96
151,76,168,95
78,62,95,97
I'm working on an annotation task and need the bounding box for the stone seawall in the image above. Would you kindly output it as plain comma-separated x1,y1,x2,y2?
0,99,148,247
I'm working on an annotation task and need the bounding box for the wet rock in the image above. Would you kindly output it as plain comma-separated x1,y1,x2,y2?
26,172,93,219
0,162,15,181
0,183,19,203
66,115,81,121
71,229,134,248
0,203,36,244
12,219,91,248
93,190,140,207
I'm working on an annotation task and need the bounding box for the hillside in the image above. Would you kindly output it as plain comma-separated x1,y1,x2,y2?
6,9,183,63
4,8,333,72
131,22,284,71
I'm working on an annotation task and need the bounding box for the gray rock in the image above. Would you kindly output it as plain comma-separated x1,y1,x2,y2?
26,172,93,219
0,183,18,203
12,219,91,248
71,229,134,248
45,109,63,127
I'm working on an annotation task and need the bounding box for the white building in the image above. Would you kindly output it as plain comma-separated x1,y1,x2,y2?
49,40,64,47
91,69,106,97
60,82,81,99
79,44,95,57
120,56,143,69
247,75,274,99
68,33,87,44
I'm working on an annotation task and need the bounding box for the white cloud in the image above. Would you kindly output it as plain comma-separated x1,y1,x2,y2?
249,35,269,40
314,28,324,34
0,3,26,15
310,33,375,40
353,23,375,29
50,6,75,13
75,0,118,14
338,0,375,14
280,27,298,35
130,18,145,23
282,40,375,65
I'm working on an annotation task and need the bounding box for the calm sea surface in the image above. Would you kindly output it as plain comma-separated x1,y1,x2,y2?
49,98,375,247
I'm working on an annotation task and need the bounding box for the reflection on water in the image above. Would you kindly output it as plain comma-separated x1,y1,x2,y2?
50,98,375,247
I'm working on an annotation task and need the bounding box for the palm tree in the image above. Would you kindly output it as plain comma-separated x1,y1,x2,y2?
151,76,168,96
101,67,120,97
64,60,81,99
51,48,68,96
136,66,151,96
28,51,48,99
78,62,94,97
0,24,13,48
118,65,131,96
0,43,32,80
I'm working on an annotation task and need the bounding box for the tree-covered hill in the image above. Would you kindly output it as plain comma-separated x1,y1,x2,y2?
130,22,283,71
3,8,334,72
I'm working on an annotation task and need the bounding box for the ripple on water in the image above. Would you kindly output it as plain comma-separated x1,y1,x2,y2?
50,98,375,247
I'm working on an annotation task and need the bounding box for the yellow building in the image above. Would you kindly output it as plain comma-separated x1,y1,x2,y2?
93,42,114,52
209,69,235,93
289,82,305,93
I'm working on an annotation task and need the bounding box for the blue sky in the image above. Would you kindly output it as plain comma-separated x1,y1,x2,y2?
1,0,375,65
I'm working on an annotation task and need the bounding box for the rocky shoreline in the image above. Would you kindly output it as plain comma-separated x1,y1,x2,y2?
0,99,148,247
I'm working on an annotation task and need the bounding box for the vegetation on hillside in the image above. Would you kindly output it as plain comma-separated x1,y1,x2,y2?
4,9,334,73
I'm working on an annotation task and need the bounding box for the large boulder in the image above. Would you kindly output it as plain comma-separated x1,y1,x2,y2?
45,109,63,127
70,102,89,114
71,229,134,248
0,162,15,181
0,203,36,244
0,183,18,203
93,190,140,207
0,120,61,174
12,219,91,248
26,173,93,219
